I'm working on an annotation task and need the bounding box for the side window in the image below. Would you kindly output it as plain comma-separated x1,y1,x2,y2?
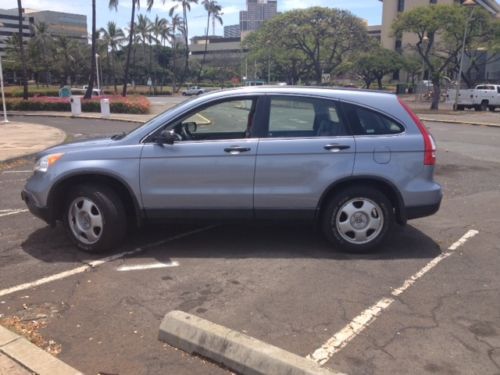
343,103,405,135
171,99,255,141
268,97,347,138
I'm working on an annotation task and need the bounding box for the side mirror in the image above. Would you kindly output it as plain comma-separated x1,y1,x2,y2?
155,129,178,145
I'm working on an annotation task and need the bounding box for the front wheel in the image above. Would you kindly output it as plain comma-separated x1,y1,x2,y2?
63,184,126,252
321,187,394,253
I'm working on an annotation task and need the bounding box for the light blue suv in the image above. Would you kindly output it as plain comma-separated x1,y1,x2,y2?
22,87,442,253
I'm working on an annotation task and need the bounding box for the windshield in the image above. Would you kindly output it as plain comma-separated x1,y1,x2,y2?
114,96,200,140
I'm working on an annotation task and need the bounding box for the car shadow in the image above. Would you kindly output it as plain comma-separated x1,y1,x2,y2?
21,221,441,264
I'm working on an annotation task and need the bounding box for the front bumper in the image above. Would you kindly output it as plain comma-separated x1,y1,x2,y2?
21,189,52,224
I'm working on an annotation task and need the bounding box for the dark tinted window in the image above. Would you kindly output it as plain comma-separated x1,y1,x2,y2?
268,97,348,138
343,103,405,135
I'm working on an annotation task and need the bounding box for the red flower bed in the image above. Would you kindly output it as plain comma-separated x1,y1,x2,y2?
5,95,150,114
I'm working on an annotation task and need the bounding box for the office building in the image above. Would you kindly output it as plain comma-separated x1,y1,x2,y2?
240,0,278,33
25,9,87,42
224,24,240,38
0,8,87,57
0,9,32,57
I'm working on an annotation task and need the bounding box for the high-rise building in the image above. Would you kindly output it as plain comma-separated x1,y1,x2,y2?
224,24,240,38
0,10,32,57
240,0,278,33
0,8,87,57
25,9,87,42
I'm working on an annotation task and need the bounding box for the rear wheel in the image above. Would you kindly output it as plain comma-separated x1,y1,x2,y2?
63,184,126,252
321,187,394,252
488,106,495,112
480,101,488,111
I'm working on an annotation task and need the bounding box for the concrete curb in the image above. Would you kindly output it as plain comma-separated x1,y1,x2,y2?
7,111,148,124
0,325,82,375
418,116,500,128
159,310,345,375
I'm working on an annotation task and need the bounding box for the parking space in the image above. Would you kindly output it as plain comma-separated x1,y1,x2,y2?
0,119,499,375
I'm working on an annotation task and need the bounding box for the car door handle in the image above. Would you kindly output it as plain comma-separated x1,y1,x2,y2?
324,144,351,152
224,146,251,154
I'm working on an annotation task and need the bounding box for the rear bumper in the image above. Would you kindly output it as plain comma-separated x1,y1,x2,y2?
405,201,441,220
21,190,52,224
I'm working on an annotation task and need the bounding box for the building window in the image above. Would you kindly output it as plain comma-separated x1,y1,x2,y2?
397,0,405,12
395,39,402,53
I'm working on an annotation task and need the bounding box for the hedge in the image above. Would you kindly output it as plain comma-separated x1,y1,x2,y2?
5,96,150,114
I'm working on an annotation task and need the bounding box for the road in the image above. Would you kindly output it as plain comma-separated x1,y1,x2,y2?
0,117,499,375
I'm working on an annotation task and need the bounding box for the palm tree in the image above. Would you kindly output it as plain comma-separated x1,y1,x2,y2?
100,22,125,93
151,16,169,91
199,0,222,81
210,0,222,36
109,0,140,97
31,22,54,86
169,0,198,76
84,0,97,99
55,36,76,85
169,13,185,93
135,14,153,77
17,0,29,100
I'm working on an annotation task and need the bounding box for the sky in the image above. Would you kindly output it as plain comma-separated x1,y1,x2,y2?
2,0,383,39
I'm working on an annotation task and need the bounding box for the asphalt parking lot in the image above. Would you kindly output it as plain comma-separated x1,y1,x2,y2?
1,117,499,375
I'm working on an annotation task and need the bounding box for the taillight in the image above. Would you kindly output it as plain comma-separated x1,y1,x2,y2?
398,98,436,165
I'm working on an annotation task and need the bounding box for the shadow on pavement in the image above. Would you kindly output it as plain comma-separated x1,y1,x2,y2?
21,221,441,263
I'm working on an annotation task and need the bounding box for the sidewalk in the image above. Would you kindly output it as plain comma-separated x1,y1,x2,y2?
0,122,66,163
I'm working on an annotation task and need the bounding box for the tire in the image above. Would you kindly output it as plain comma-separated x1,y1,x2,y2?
480,101,488,111
488,106,495,112
321,187,394,253
457,105,465,111
63,184,126,253
475,105,482,111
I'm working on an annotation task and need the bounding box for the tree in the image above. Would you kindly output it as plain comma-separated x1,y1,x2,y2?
84,0,97,99
392,3,496,110
353,46,403,89
17,0,29,100
245,7,369,84
110,0,140,96
199,0,222,81
100,22,125,93
30,22,54,86
169,13,185,93
169,0,198,77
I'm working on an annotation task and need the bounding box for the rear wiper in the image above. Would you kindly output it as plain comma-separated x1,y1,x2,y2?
111,132,126,140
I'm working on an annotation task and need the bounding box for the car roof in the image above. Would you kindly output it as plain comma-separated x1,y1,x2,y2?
204,86,395,100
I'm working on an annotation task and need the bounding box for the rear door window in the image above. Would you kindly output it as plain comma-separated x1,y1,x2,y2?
267,97,348,138
343,103,405,135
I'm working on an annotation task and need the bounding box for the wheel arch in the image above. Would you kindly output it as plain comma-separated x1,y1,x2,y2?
316,176,406,225
47,172,143,226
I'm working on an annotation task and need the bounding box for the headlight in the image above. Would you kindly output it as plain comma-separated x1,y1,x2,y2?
34,153,64,173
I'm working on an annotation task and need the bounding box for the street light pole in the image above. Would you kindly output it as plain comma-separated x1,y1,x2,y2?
454,0,476,110
0,55,8,123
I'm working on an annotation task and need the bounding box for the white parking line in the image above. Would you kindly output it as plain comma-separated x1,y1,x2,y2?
307,229,479,366
1,170,32,174
117,261,179,271
0,225,215,298
0,209,28,218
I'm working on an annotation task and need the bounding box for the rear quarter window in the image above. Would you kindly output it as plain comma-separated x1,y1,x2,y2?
343,103,405,136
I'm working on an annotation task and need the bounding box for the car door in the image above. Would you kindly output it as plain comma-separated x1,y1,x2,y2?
254,95,356,219
140,96,261,219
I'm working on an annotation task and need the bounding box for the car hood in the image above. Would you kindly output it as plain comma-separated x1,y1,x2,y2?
36,137,116,158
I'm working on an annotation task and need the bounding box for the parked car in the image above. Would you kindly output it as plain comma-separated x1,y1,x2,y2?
22,87,442,253
447,84,500,111
182,86,205,96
